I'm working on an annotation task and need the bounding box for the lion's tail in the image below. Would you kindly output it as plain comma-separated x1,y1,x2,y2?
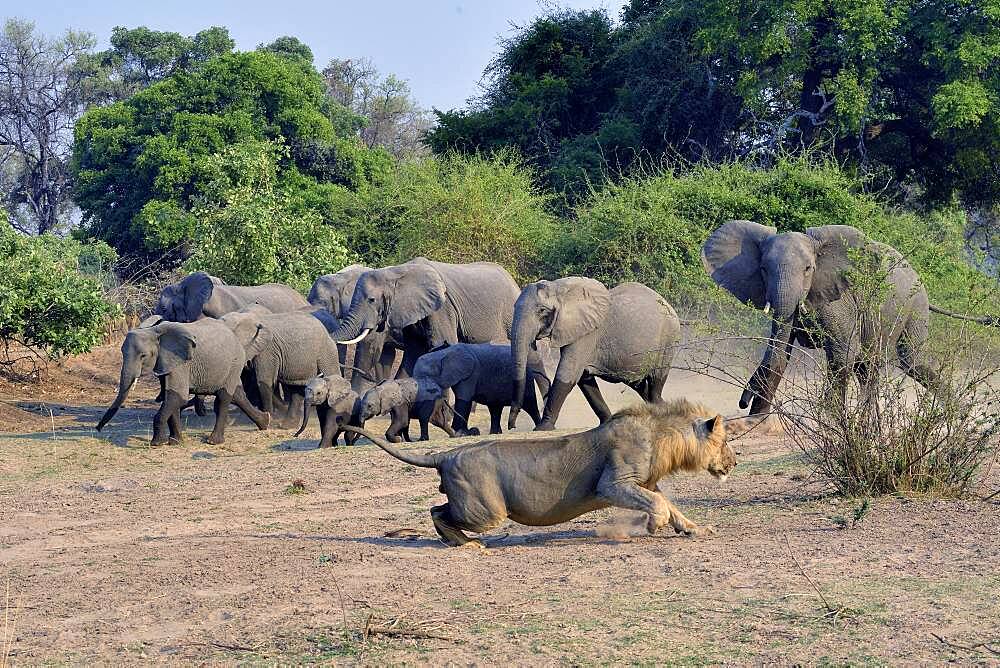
338,425,442,468
929,303,999,326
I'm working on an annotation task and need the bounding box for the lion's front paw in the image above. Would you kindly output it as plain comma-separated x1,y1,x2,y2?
680,524,715,538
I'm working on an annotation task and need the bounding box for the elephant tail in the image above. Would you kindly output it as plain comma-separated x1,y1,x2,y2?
338,425,444,468
929,304,1000,327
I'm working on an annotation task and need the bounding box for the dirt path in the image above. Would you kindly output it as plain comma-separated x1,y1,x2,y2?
1,351,999,665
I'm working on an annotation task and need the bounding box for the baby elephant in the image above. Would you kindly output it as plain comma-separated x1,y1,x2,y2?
402,342,550,441
357,379,456,442
341,398,736,548
295,373,358,448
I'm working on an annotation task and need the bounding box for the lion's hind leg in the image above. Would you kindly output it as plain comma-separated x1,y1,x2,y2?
430,503,493,549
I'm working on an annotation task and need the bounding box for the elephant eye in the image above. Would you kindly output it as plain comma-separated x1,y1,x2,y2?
368,297,376,303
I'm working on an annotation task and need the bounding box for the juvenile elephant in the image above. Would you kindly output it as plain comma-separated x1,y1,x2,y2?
96,317,269,445
402,343,550,440
354,379,456,442
156,271,307,322
220,309,341,425
295,373,358,448
509,278,681,431
701,221,997,414
329,258,520,440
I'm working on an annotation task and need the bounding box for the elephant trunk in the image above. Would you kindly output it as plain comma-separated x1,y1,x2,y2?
508,311,538,430
741,278,799,413
295,388,316,437
330,306,373,345
96,359,142,431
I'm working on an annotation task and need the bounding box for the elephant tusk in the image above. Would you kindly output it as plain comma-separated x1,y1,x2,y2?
763,302,771,314
336,328,371,345
799,302,809,314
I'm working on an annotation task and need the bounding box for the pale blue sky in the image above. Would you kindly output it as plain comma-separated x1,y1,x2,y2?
17,1,626,111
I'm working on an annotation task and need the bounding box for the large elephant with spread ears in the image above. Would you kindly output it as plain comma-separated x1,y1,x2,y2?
701,220,997,415
155,271,307,322
509,278,681,431
328,259,521,432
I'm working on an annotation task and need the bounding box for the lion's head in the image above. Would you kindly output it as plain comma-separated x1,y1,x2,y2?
699,415,737,481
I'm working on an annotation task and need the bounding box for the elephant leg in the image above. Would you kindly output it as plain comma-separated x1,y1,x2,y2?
377,346,397,382
451,397,476,436
256,380,276,417
205,391,233,445
194,395,211,417
316,404,337,448
430,401,456,438
337,345,348,373
646,370,670,403
168,395,183,442
280,385,305,429
488,404,503,434
537,380,575,431
897,325,941,395
231,386,270,430
578,373,613,424
153,389,185,446
523,379,543,427
386,405,409,443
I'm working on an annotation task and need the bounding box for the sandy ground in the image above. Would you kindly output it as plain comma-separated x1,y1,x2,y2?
1,344,999,666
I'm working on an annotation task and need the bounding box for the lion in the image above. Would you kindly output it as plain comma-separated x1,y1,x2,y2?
341,398,736,548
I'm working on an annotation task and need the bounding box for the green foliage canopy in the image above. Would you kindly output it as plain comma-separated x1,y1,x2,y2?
71,47,371,260
429,1,1000,208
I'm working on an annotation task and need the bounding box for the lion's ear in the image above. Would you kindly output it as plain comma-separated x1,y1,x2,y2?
705,415,725,437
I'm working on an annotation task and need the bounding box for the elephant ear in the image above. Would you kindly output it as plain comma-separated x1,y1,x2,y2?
385,263,446,329
439,347,476,388
180,272,215,322
546,277,610,348
701,220,776,308
806,225,868,304
326,378,356,412
153,325,197,376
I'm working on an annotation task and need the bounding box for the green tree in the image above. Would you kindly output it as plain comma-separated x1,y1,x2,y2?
71,47,371,261
87,25,235,101
429,1,1000,209
0,19,100,234
184,140,355,291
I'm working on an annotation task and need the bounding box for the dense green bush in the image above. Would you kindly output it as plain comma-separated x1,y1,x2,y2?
0,219,119,360
552,157,999,318
392,151,557,283
183,140,356,292
311,150,557,283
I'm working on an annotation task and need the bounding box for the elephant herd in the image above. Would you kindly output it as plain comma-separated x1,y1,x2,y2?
96,222,996,447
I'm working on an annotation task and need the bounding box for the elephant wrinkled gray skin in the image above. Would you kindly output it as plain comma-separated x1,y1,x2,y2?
355,378,456,442
155,271,308,322
296,374,358,448
96,317,269,445
308,265,398,381
329,257,520,440
403,343,550,440
701,220,996,415
509,278,681,430
221,309,341,426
